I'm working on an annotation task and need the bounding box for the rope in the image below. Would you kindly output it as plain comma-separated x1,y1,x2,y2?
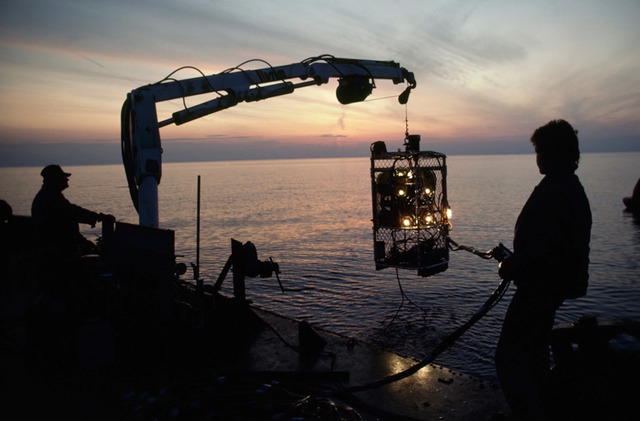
447,236,494,259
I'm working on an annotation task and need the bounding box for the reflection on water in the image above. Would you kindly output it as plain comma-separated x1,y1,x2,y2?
1,152,639,380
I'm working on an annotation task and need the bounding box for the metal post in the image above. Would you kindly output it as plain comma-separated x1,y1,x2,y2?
231,239,246,301
197,176,201,270
196,175,203,290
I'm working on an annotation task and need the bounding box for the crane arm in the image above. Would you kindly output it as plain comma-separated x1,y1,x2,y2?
122,55,416,227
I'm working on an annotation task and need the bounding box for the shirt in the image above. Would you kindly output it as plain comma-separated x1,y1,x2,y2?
31,185,100,258
513,172,592,298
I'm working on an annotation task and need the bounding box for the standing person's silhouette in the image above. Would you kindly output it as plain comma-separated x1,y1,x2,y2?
495,120,592,420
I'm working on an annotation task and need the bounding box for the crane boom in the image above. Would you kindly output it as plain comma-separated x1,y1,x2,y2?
121,55,416,227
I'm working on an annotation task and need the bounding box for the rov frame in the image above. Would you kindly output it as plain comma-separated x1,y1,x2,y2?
370,135,450,277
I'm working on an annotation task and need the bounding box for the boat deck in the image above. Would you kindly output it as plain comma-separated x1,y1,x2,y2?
231,306,509,420
1,290,508,420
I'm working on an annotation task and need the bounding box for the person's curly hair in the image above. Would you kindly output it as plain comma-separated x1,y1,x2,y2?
531,119,580,171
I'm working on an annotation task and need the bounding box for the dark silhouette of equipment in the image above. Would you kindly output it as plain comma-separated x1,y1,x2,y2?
212,239,280,301
370,134,451,277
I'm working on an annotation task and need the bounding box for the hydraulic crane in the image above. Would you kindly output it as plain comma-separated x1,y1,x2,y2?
121,54,416,227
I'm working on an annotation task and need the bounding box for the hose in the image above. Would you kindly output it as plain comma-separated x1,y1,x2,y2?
337,276,510,394
336,241,512,394
120,95,139,212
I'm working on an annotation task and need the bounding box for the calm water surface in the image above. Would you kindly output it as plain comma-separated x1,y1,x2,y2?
2,152,639,379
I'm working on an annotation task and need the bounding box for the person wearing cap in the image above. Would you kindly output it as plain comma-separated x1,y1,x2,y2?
32,165,113,256
28,165,113,363
31,165,113,294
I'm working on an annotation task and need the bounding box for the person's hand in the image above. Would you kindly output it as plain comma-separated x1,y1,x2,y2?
498,255,520,280
98,213,115,222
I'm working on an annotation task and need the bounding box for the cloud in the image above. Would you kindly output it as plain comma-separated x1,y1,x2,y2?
0,0,639,164
337,113,346,130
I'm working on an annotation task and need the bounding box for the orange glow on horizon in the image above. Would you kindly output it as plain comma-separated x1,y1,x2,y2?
1,0,639,157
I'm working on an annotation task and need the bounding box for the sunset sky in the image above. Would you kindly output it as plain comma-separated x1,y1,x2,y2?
1,0,639,166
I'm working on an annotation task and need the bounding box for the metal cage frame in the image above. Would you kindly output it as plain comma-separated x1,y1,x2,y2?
370,139,450,277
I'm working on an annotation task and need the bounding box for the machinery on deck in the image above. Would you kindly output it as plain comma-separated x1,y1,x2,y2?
121,54,416,228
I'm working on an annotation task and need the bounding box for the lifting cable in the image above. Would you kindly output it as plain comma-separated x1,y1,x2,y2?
335,240,512,395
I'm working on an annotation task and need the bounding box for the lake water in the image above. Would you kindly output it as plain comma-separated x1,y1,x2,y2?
2,152,639,380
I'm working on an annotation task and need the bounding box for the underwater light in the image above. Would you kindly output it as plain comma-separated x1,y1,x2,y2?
370,135,450,277
401,215,414,228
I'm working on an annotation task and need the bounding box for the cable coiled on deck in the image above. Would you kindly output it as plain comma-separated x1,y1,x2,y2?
336,241,512,395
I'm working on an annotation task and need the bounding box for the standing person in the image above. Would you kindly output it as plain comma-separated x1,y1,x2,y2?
31,164,113,296
29,164,113,364
494,120,592,420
